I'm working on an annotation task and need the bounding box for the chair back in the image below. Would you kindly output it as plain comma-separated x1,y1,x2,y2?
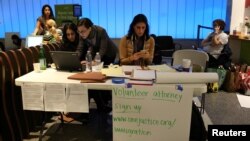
43,44,53,65
21,48,34,71
29,46,40,63
0,52,23,141
172,49,209,72
155,36,175,57
0,53,16,141
15,50,29,74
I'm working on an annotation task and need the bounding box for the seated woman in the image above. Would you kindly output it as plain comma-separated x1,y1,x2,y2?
119,14,155,66
60,22,79,51
201,19,229,68
11,34,25,49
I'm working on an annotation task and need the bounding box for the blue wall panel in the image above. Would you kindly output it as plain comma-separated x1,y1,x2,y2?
0,0,227,39
150,0,159,35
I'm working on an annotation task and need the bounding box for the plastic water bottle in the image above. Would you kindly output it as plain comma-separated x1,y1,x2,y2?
94,52,101,65
86,50,92,72
39,44,46,70
94,52,101,71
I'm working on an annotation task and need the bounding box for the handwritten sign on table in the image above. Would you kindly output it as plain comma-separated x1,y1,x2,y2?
112,85,193,141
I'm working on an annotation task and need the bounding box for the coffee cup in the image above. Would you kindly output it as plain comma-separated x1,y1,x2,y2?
182,59,191,72
33,63,40,72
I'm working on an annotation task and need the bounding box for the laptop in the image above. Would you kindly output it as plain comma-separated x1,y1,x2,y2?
25,35,43,47
50,51,83,72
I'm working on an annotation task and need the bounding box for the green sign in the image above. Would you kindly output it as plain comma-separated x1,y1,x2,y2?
55,4,80,27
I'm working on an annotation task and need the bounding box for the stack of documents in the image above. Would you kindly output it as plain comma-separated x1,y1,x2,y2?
127,69,156,85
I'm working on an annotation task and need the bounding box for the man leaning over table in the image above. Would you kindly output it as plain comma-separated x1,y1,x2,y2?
76,18,118,66
76,18,115,120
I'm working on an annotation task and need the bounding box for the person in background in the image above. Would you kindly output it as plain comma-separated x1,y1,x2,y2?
119,14,155,66
33,4,55,35
60,22,79,51
11,34,25,49
77,18,117,66
201,19,228,67
0,41,5,51
43,19,62,44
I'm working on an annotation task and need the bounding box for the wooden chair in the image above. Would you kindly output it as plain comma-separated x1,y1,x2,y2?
21,48,34,71
29,46,40,63
43,44,53,65
14,50,44,132
0,54,16,141
5,50,21,78
52,42,61,51
15,50,29,74
47,43,56,51
5,50,30,138
0,52,23,141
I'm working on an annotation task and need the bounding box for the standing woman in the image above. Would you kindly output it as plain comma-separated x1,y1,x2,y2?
33,4,55,35
60,22,79,51
119,14,155,66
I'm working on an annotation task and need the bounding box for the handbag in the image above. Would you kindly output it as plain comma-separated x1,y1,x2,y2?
207,67,227,89
223,64,248,92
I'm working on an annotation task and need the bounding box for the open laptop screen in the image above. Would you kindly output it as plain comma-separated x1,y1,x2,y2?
50,51,83,72
25,35,43,47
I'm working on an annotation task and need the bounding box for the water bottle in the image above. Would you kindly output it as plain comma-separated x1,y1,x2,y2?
94,52,101,71
39,44,46,70
94,52,101,65
86,50,92,72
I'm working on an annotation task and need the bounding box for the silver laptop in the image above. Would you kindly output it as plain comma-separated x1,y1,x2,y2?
50,51,83,72
25,35,43,47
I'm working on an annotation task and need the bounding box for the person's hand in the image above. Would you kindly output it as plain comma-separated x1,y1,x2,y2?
132,52,141,61
140,50,150,59
81,60,87,64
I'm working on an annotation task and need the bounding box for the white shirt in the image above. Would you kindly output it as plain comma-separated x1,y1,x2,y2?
203,31,228,59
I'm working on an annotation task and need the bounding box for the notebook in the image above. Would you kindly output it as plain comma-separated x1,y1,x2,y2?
25,35,43,47
50,51,83,72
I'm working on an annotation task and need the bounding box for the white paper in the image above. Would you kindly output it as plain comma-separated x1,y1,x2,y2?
237,93,250,108
148,64,176,72
66,84,89,113
121,65,141,73
132,69,156,80
101,65,125,77
155,72,218,84
21,83,44,111
44,83,66,111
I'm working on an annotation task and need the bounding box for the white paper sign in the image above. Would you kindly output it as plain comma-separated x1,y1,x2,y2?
44,83,66,111
21,82,44,111
112,85,193,141
66,84,89,113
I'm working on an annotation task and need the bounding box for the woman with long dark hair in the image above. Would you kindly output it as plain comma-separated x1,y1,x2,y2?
119,14,155,66
33,4,55,35
60,22,79,51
